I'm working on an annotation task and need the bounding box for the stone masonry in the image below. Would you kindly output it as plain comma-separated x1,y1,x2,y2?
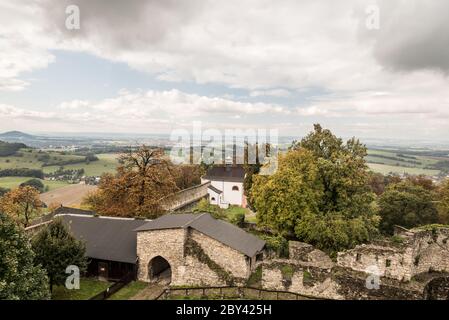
137,227,255,286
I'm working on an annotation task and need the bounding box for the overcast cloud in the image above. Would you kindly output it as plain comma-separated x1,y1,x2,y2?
0,0,448,140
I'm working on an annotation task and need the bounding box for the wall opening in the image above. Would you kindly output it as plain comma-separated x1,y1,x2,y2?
232,186,239,191
148,256,172,284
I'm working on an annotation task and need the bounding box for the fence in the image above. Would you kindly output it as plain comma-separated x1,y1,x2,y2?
155,286,323,300
89,273,135,300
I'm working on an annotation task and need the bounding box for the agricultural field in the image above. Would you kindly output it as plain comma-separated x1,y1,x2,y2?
0,148,85,170
0,176,69,191
366,148,449,176
39,184,97,207
42,153,119,176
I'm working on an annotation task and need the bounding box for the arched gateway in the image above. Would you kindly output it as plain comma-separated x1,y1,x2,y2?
148,256,172,284
424,277,449,300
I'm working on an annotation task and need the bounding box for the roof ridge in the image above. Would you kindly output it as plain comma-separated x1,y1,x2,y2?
183,212,208,228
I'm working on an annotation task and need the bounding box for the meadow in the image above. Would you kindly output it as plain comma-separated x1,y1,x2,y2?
42,153,119,176
366,148,447,176
0,149,119,191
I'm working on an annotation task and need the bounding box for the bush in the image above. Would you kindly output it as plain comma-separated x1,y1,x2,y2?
230,212,245,227
20,179,45,193
260,234,289,258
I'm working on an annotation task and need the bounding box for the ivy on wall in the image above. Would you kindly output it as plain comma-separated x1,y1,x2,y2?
184,237,235,286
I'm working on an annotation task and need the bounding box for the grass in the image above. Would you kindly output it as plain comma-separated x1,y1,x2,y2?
42,153,119,176
0,148,84,170
107,281,148,300
0,176,69,191
224,206,256,222
0,149,119,177
366,148,445,176
52,278,111,300
367,163,439,176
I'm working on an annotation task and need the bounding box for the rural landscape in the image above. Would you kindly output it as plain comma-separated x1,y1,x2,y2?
1,0,449,313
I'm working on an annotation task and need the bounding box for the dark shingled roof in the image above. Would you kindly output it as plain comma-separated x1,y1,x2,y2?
203,166,245,182
59,215,148,264
135,213,265,257
29,206,95,227
207,185,222,194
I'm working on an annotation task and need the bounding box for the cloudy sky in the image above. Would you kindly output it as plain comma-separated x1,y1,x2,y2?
1,0,449,141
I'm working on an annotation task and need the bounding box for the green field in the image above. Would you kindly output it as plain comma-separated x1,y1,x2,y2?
366,148,447,176
0,176,69,191
0,149,119,177
42,153,119,176
367,163,440,176
0,148,84,170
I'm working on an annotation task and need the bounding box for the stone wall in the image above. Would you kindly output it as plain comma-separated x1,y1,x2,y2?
190,229,251,280
410,228,449,276
137,227,253,286
336,227,449,282
261,260,341,299
137,228,186,284
337,244,414,281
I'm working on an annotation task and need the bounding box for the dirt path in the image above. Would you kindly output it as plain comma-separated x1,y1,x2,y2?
130,283,166,300
40,184,97,207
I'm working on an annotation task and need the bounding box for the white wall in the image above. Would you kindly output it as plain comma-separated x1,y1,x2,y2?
210,180,243,206
202,178,245,207
207,189,221,205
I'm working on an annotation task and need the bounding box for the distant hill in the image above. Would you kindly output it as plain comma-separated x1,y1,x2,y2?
0,140,27,156
0,131,35,139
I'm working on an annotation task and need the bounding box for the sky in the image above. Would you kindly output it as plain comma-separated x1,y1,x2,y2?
1,0,449,141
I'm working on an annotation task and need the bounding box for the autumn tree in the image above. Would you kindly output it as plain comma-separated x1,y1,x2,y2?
174,165,202,190
252,124,379,253
32,219,87,293
0,211,50,300
0,187,9,197
0,186,43,227
85,146,179,218
378,181,439,234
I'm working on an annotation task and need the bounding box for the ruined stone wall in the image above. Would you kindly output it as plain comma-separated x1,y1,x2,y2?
190,229,251,279
336,228,449,282
136,228,186,284
337,245,415,281
261,261,341,299
410,229,449,276
333,268,424,300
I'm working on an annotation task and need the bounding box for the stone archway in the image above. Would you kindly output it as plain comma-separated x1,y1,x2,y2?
148,256,172,284
424,277,449,300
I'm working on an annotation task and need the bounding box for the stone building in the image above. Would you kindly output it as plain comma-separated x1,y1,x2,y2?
135,213,265,286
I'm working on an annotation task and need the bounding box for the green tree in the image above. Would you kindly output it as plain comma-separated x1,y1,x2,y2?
252,124,379,253
252,149,320,236
0,211,50,300
437,179,449,224
20,178,45,193
378,181,439,234
32,219,87,293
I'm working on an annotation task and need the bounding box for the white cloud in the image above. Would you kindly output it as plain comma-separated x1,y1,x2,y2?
1,0,449,139
250,89,292,98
